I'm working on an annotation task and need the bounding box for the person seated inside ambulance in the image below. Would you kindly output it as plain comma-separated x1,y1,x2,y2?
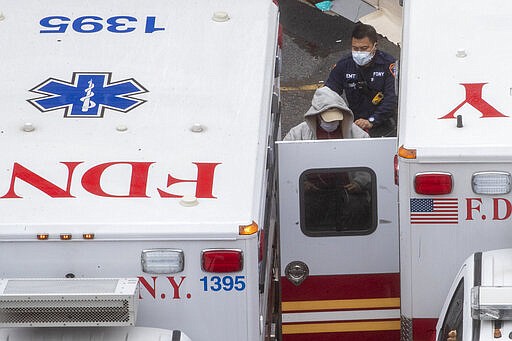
284,87,374,235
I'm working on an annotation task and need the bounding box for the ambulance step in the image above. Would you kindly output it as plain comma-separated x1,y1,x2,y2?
0,278,138,327
0,327,193,341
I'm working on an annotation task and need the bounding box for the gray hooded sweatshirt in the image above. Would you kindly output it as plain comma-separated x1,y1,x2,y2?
284,86,369,141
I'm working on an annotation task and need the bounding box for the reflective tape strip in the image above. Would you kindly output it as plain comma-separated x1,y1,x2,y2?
282,320,401,334
282,308,401,323
282,297,400,312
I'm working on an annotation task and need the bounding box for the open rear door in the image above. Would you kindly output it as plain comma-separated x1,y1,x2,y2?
277,137,399,341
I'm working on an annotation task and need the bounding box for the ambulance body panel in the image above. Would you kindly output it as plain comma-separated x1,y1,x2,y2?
277,138,400,340
0,1,280,340
0,0,277,231
398,0,512,339
399,1,512,161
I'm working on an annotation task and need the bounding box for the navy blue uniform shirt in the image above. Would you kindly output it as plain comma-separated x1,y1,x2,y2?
325,50,397,127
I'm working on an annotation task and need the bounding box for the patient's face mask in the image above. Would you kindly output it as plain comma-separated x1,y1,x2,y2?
319,120,339,132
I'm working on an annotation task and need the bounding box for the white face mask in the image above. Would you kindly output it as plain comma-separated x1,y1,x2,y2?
319,120,339,133
352,45,376,66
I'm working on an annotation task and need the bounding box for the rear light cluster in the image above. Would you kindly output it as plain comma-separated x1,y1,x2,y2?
412,172,511,195
399,145,511,195
38,223,255,274
141,248,244,274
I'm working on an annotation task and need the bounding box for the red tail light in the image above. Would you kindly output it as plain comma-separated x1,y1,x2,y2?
415,172,453,195
202,249,243,273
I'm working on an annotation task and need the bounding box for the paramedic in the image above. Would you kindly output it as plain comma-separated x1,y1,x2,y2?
325,23,397,137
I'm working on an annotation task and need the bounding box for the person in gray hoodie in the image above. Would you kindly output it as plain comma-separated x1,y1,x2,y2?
284,86,369,141
284,87,372,230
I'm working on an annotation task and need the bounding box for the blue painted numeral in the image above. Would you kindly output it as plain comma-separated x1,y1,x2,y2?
145,16,165,33
72,16,103,33
40,16,70,33
200,276,246,292
107,16,137,33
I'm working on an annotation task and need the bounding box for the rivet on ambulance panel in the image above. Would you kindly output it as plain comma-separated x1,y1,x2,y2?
22,123,35,132
180,195,198,207
191,123,203,133
0,12,4,21
212,11,230,22
456,49,467,58
116,124,128,132
285,261,309,286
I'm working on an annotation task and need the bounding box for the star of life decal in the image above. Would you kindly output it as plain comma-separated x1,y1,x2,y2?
28,72,148,118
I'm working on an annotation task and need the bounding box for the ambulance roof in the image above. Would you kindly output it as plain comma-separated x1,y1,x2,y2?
399,1,512,161
0,1,279,237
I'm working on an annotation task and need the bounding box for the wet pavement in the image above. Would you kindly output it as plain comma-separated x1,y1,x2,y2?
279,0,400,137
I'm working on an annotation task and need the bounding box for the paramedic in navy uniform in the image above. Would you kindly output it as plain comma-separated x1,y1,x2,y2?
325,23,397,137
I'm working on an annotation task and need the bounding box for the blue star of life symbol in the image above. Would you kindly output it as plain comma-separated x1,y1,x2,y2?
28,72,148,118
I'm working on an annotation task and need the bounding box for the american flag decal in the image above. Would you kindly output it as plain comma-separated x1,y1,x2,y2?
410,198,458,224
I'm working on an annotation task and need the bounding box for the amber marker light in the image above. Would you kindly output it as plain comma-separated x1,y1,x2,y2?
239,221,258,235
398,145,417,159
37,233,49,240
60,234,72,240
82,233,95,240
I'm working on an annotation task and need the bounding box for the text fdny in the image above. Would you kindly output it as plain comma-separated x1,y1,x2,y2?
0,162,221,199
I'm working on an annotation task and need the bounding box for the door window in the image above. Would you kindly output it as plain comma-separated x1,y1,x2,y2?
438,279,464,341
299,167,377,236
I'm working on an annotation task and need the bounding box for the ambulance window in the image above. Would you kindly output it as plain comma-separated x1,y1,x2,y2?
438,279,464,341
299,167,377,236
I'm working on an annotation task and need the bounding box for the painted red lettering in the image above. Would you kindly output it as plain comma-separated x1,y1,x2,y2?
440,83,507,119
1,161,220,199
493,198,512,220
138,276,158,299
158,162,220,198
1,162,82,198
466,198,483,220
82,162,154,197
167,276,186,299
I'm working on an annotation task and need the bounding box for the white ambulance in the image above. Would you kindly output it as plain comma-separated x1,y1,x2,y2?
0,1,281,340
398,0,512,340
277,1,512,341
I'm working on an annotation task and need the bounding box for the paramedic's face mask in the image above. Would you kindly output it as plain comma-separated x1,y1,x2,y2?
352,37,376,66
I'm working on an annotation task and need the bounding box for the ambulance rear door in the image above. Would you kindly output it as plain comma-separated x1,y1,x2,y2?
277,137,399,341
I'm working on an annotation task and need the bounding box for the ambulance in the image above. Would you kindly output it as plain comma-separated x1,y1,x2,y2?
0,0,281,340
398,0,512,340
277,0,512,341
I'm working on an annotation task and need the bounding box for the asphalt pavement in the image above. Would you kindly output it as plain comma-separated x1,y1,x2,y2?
279,0,400,137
